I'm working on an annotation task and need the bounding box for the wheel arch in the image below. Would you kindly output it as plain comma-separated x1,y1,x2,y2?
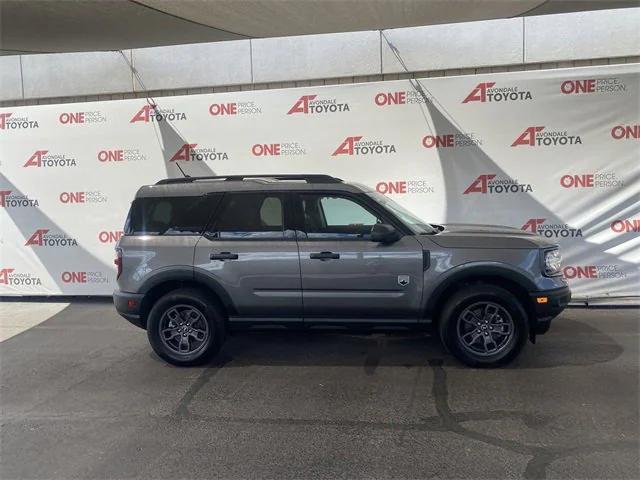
137,268,237,327
425,263,536,327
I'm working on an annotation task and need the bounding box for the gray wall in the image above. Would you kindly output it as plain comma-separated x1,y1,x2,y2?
1,8,639,107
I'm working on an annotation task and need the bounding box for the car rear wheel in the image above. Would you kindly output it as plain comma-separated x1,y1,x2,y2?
438,284,528,367
147,288,225,366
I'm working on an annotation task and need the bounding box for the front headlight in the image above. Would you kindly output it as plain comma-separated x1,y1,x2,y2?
544,249,562,276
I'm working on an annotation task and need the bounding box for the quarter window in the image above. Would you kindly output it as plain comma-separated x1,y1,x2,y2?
125,196,215,236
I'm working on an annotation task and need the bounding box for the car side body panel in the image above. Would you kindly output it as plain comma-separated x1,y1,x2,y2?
117,235,199,294
193,236,303,318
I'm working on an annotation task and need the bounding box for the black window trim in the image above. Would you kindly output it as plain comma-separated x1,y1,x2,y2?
292,190,411,242
202,191,297,242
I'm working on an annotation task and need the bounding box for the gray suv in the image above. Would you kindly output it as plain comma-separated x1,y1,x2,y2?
114,174,570,367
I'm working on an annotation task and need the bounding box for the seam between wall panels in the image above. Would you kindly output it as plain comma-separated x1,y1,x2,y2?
379,30,383,75
249,39,254,84
18,55,25,99
522,18,526,64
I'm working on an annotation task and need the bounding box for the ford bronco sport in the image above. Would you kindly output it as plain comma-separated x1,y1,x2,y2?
114,174,570,367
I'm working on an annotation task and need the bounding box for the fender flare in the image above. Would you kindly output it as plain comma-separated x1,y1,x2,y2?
424,263,537,318
138,266,193,294
138,266,237,316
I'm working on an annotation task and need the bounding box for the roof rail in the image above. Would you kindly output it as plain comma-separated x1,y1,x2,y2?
155,174,343,185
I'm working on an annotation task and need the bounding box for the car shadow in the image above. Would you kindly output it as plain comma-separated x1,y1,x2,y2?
193,315,624,371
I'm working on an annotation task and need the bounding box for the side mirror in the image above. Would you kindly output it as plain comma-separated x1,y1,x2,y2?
370,223,400,243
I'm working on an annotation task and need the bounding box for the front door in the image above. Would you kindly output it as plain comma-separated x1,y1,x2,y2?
193,192,302,320
295,192,424,321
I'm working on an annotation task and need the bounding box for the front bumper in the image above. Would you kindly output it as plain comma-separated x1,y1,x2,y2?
529,285,571,334
113,290,145,329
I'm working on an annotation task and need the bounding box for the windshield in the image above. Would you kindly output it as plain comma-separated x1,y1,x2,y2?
366,191,438,234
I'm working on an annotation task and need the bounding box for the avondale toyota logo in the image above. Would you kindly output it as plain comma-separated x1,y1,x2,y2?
462,82,533,103
511,126,582,147
332,136,397,156
130,105,186,123
463,174,533,195
23,150,77,168
170,144,229,161
0,112,39,130
521,218,583,238
0,190,39,208
0,268,14,284
287,95,350,115
0,268,42,287
25,229,78,247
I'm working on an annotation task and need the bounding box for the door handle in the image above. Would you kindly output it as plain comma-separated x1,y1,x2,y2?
310,251,340,260
210,252,239,261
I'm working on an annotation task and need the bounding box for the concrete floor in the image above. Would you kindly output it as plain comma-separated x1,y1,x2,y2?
0,301,69,342
0,301,638,480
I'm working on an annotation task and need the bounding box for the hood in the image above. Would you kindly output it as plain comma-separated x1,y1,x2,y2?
427,223,556,249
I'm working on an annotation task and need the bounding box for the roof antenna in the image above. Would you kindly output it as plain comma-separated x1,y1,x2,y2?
174,162,189,178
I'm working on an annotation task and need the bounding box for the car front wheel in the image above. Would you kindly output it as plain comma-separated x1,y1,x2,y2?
439,284,529,367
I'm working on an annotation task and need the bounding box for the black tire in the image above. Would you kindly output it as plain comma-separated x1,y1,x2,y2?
147,288,226,366
438,284,529,367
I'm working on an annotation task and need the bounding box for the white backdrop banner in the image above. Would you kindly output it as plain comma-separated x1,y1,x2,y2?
1,64,639,298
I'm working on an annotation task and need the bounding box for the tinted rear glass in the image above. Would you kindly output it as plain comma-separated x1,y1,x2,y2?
125,195,217,236
208,193,284,239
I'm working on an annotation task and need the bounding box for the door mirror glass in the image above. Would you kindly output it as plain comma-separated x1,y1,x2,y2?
370,223,400,243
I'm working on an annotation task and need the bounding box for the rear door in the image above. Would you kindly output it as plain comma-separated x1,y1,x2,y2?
193,192,302,321
295,192,424,321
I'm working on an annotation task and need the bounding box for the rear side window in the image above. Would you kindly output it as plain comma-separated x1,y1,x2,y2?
208,193,284,239
125,195,217,236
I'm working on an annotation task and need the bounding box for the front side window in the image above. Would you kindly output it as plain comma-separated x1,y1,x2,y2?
300,194,381,239
365,191,437,234
125,196,215,236
209,193,284,239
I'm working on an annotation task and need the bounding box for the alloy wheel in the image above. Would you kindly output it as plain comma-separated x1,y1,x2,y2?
159,304,210,356
456,301,515,357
